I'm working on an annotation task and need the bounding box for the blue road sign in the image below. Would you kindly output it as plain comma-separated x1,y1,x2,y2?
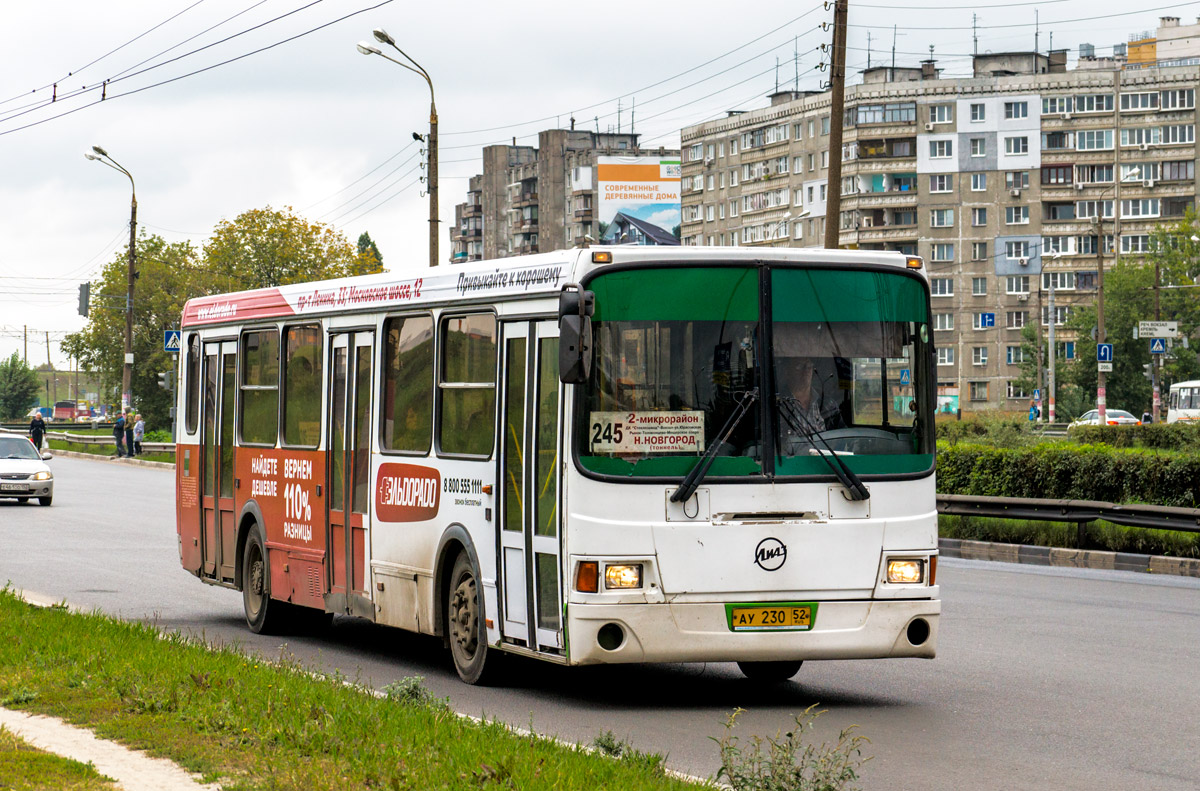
980,312,995,328
1150,338,1167,354
899,369,911,386
164,330,181,353
1097,343,1113,362
1033,388,1041,402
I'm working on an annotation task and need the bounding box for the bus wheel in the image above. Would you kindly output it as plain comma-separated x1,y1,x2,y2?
737,660,803,682
447,552,498,685
242,527,287,635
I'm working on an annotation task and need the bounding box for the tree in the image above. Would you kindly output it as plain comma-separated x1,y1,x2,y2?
357,231,384,268
203,206,384,290
62,234,205,430
0,352,39,420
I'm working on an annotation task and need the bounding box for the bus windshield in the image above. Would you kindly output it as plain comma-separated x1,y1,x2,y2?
577,265,934,479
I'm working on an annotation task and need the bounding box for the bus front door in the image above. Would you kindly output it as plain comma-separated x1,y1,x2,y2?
199,340,238,586
498,321,563,651
326,332,375,619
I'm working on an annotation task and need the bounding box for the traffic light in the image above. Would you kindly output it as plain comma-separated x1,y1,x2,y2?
77,283,90,316
1143,363,1154,382
157,371,174,391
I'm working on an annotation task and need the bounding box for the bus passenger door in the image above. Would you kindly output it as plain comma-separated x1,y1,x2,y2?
199,340,237,585
326,331,375,619
498,321,563,651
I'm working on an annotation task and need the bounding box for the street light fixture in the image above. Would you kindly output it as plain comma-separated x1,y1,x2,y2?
85,145,137,413
358,30,438,268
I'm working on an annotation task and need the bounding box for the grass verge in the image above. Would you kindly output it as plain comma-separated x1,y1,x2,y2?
0,590,706,791
46,439,174,464
939,514,1200,558
0,725,117,791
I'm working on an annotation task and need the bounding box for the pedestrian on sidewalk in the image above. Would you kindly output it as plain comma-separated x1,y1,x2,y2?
112,412,127,457
133,414,145,455
124,411,135,457
29,413,46,450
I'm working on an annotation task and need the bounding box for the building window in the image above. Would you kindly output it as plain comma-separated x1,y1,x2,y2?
821,115,831,135
1006,206,1030,225
1121,235,1152,254
1076,94,1114,113
938,347,955,366
972,347,988,366
931,209,954,228
1005,171,1029,190
929,140,953,158
1162,124,1195,145
1006,241,1030,259
1076,129,1114,150
1042,96,1072,115
1007,311,1027,329
971,173,987,191
1007,381,1028,399
1042,272,1076,291
1042,305,1069,326
1162,160,1196,181
1006,276,1030,294
934,313,954,331
972,277,987,296
972,242,988,261
929,174,952,192
932,243,954,262
1004,101,1029,120
1005,136,1029,155
972,207,987,226
931,277,954,297
1007,346,1025,365
970,138,986,157
1120,92,1159,112
970,103,985,122
1161,89,1195,110
930,104,953,124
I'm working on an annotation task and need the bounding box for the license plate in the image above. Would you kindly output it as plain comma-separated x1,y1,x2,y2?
727,602,817,632
0,483,27,491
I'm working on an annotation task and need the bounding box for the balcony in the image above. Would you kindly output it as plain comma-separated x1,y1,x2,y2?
513,192,538,208
853,189,919,206
513,217,539,232
462,203,482,218
514,242,539,255
573,206,594,220
852,158,917,173
457,226,482,239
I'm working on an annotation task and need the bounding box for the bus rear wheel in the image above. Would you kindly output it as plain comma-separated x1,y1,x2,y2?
242,526,288,635
737,660,803,682
447,552,499,685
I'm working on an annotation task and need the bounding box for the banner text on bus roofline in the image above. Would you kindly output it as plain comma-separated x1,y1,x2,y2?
295,279,424,312
456,264,563,296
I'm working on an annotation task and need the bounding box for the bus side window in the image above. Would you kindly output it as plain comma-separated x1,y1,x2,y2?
382,314,434,453
240,329,280,446
439,314,496,456
282,324,322,447
185,334,200,434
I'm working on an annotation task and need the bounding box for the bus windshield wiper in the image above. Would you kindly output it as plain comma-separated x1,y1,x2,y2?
670,388,758,504
777,397,870,501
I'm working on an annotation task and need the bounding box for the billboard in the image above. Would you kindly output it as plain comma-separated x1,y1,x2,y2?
597,156,681,245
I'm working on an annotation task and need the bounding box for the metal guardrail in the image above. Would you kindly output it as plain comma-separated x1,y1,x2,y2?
0,426,171,454
938,493,1200,534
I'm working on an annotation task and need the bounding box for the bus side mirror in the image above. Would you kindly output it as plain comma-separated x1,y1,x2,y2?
559,284,594,384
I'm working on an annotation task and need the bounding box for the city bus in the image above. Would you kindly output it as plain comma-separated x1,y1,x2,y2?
1166,380,1200,423
174,246,940,684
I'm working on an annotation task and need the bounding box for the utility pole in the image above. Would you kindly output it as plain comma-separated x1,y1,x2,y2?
1097,68,1121,422
824,0,849,250
1047,275,1057,422
46,331,56,403
1153,257,1162,421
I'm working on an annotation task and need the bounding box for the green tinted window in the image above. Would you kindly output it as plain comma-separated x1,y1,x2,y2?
382,315,434,452
240,329,279,446
439,314,496,456
282,325,322,447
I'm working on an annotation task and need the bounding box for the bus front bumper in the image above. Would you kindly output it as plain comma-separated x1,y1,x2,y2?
566,598,939,666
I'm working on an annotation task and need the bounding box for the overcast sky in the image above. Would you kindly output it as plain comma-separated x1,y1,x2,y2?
1,0,1186,369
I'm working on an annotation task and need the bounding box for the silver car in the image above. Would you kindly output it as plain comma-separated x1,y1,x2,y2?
0,436,54,506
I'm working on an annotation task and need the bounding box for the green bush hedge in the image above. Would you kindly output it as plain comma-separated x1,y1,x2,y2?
1066,421,1200,450
937,442,1200,508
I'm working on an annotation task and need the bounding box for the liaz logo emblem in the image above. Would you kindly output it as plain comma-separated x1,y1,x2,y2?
754,537,787,571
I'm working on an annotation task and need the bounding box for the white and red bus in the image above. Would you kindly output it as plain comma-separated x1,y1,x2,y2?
175,246,940,683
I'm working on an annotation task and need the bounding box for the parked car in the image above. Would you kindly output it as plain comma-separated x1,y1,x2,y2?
1070,409,1142,427
0,436,54,506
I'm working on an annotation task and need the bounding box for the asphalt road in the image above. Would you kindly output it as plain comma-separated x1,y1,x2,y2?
2,455,1198,790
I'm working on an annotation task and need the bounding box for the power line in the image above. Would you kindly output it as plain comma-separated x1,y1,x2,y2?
848,2,1199,31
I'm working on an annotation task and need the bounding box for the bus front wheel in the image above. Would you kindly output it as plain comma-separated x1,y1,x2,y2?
242,526,288,635
737,660,803,682
447,551,499,685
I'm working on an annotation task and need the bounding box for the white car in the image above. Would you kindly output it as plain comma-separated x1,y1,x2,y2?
0,436,54,506
1070,409,1142,427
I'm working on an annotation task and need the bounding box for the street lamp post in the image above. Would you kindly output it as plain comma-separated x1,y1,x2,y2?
358,31,438,268
85,146,137,412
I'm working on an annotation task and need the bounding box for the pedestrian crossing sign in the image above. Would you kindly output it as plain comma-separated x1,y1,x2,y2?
899,368,911,386
164,330,181,352
1149,337,1167,354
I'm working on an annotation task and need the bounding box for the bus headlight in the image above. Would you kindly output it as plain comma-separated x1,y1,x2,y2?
604,564,643,589
886,559,924,584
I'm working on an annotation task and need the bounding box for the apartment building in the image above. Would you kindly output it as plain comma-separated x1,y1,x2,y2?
679,52,1197,413
449,129,679,263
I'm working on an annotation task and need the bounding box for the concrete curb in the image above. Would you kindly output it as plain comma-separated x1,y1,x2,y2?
939,537,1200,578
